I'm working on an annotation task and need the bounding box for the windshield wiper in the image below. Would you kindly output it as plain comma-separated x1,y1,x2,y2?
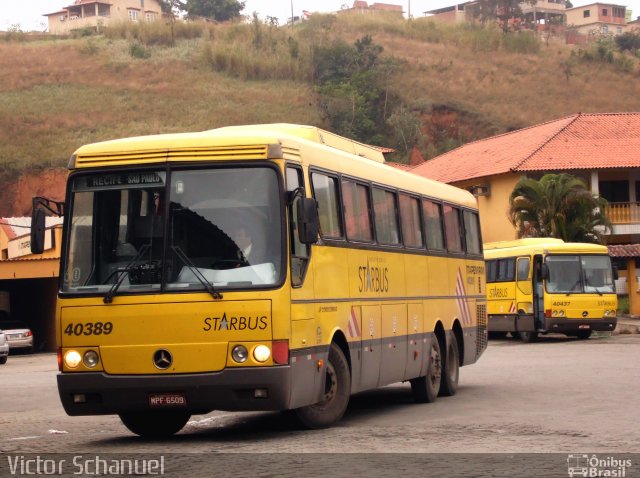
171,246,222,300
584,275,604,296
103,244,150,304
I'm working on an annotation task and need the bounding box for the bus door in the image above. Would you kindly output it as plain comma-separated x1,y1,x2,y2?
532,255,545,330
515,256,535,332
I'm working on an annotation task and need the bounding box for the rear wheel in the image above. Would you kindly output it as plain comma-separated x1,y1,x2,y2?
439,334,459,397
576,330,592,340
119,411,191,437
294,342,351,429
519,331,538,343
410,337,441,403
0,356,7,365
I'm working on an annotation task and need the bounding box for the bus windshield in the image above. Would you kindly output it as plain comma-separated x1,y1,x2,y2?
62,167,283,295
545,255,615,294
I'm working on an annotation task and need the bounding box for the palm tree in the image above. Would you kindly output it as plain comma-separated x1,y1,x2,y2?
509,173,611,243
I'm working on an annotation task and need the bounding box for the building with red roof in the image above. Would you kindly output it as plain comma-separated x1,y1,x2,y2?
411,112,640,244
411,112,640,312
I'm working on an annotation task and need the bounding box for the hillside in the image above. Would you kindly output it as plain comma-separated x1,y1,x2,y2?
1,15,640,216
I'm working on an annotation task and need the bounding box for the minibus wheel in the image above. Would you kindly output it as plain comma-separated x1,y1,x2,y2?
119,411,191,437
576,330,592,340
439,334,459,397
519,331,538,343
294,342,351,429
410,337,441,403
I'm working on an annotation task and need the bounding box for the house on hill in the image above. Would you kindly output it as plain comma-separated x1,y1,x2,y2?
339,1,403,16
410,111,640,312
44,0,163,35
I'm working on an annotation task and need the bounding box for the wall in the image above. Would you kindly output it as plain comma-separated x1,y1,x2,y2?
453,173,520,244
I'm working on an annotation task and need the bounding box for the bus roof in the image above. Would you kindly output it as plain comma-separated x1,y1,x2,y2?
484,238,609,258
70,123,478,209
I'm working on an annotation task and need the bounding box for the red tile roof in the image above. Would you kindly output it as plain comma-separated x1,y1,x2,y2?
411,112,640,183
385,161,413,171
608,244,640,257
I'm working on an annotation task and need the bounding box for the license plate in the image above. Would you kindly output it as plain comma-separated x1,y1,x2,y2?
148,393,187,408
578,325,591,329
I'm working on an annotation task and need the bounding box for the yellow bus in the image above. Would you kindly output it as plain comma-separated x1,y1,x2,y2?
484,238,617,342
32,124,487,437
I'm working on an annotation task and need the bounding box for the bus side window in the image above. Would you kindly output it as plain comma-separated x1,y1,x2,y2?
372,187,400,245
399,194,423,248
443,204,463,253
287,166,310,287
311,172,343,239
423,199,445,251
342,179,373,242
463,210,481,255
516,257,532,295
486,260,497,283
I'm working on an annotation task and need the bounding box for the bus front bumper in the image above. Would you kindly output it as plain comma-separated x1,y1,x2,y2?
543,317,617,334
57,366,292,416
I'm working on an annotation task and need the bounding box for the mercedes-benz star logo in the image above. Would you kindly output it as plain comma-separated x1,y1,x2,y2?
153,349,173,370
582,311,589,318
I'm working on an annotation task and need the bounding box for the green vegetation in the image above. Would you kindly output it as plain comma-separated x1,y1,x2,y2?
509,173,612,244
1,13,640,177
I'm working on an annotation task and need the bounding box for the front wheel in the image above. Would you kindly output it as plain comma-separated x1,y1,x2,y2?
294,342,351,429
576,330,592,340
119,411,191,437
439,333,459,397
410,337,441,403
0,356,7,365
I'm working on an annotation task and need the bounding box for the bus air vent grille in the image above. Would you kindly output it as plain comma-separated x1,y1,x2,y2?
476,303,488,358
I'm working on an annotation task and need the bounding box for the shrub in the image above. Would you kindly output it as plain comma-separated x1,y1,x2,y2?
129,42,151,59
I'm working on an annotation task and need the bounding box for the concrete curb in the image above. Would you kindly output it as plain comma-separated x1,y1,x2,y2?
613,314,640,334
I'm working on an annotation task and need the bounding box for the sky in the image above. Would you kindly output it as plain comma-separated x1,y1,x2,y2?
0,0,638,31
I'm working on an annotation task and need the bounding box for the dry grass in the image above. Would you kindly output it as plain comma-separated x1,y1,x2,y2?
1,15,640,173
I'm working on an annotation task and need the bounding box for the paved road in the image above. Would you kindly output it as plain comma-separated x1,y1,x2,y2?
1,334,638,476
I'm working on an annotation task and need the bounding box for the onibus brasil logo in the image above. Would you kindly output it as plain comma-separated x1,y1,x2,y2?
567,454,632,477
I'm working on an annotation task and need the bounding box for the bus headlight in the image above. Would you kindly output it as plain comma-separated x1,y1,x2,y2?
231,345,248,363
558,310,566,317
64,350,82,369
253,345,271,363
83,350,100,368
552,310,558,317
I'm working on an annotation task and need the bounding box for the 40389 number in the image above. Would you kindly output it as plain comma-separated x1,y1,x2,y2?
64,322,113,336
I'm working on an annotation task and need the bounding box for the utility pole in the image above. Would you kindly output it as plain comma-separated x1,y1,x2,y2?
290,0,294,26
408,0,411,18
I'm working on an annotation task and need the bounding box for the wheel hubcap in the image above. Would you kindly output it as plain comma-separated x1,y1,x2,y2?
430,345,441,386
322,362,338,403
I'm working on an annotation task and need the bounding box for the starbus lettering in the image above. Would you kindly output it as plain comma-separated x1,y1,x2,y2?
358,259,389,293
488,287,509,298
203,313,268,332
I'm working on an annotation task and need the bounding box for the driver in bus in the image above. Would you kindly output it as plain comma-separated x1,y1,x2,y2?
230,225,267,265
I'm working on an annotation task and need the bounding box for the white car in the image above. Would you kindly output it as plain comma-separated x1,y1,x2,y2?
0,329,8,364
0,320,33,353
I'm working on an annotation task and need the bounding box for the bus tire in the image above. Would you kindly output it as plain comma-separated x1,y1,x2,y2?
576,330,592,340
119,411,191,437
410,337,441,403
519,331,538,343
294,342,351,429
439,333,459,397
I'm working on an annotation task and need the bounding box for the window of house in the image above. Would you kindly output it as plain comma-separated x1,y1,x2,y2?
399,194,423,248
602,8,608,16
602,25,609,34
613,7,624,17
443,205,463,253
311,172,342,238
342,179,372,242
372,187,400,245
583,9,590,17
599,180,629,203
617,27,623,34
423,199,445,251
128,9,139,21
146,12,157,22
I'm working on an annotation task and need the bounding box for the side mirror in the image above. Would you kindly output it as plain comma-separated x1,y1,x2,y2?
612,265,619,281
541,263,550,281
31,208,46,254
296,197,319,245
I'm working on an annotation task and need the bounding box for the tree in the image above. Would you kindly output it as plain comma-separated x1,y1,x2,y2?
468,0,536,32
509,173,611,243
184,0,245,21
